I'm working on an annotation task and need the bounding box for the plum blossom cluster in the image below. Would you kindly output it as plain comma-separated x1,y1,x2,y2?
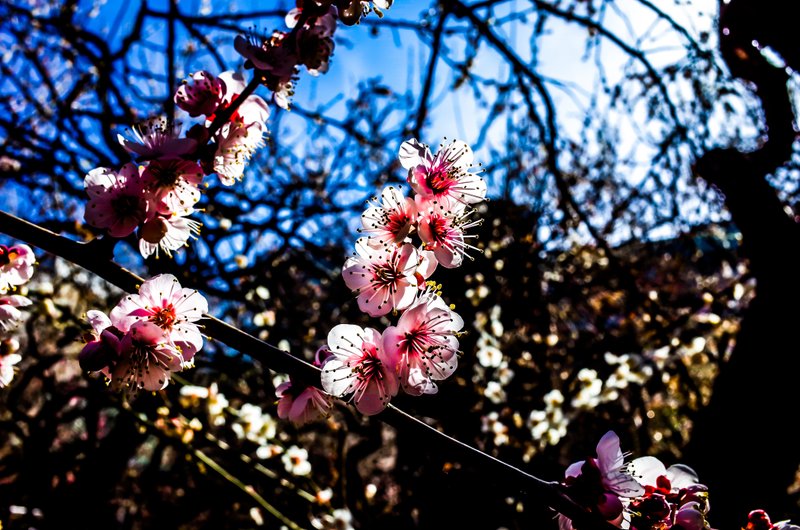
234,6,338,109
558,431,800,530
82,3,371,259
84,66,271,258
233,1,394,108
319,138,487,415
558,431,709,530
0,243,36,388
79,274,208,394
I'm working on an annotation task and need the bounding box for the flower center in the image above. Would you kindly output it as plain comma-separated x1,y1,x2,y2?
150,304,177,329
355,355,382,380
374,264,401,285
149,161,181,188
426,216,449,246
425,167,452,194
0,246,18,267
112,194,142,218
386,212,412,241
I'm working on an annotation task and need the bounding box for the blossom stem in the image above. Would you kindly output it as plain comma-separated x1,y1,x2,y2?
192,449,304,530
121,403,303,530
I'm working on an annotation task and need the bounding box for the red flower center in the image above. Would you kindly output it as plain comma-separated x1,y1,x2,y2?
150,304,177,329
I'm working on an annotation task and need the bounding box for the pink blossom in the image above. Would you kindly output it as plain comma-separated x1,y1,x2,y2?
174,71,226,117
0,351,21,388
109,274,208,361
359,186,417,248
218,71,247,104
382,292,463,395
560,431,643,530
416,197,482,269
234,31,298,108
415,249,439,283
399,138,487,208
342,238,419,317
320,324,399,415
276,381,332,426
138,213,202,259
0,244,35,293
589,431,644,497
117,117,197,159
79,310,121,373
275,346,333,425
212,118,267,185
110,321,184,393
234,31,298,78
0,294,32,333
84,163,150,238
141,158,203,214
293,7,337,76
745,510,800,530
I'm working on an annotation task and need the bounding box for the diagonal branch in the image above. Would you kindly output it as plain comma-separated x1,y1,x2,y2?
0,208,618,530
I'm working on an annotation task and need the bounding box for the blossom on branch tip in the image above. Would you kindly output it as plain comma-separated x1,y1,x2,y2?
0,244,35,293
320,324,398,415
399,137,487,209
81,276,208,394
559,430,643,530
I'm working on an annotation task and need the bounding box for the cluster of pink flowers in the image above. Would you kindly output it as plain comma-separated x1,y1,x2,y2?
0,243,36,388
558,431,709,530
79,274,208,394
84,67,271,258
317,138,487,415
234,6,337,109
559,431,799,530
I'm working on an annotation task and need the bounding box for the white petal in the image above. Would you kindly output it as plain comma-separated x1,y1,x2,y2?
320,358,356,397
398,139,430,169
628,456,667,487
